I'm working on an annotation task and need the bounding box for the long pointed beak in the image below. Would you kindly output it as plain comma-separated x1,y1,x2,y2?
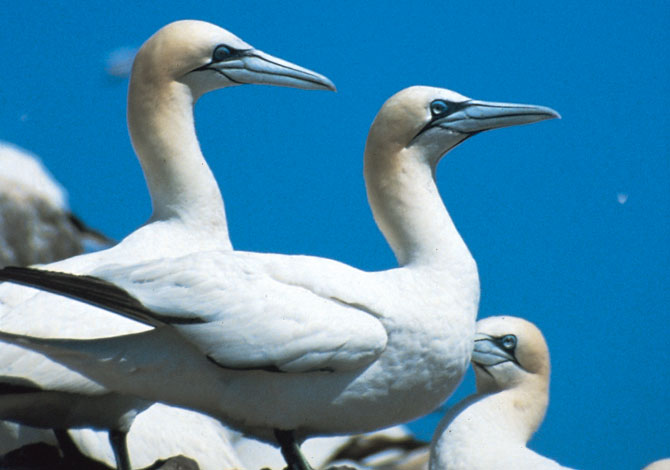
214,49,336,91
471,334,516,367
437,100,560,134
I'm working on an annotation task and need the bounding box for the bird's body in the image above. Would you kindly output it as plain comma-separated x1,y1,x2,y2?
644,459,670,470
0,86,558,470
67,403,243,470
430,316,575,470
0,19,333,469
22,249,476,442
0,142,112,267
233,425,425,470
0,404,243,470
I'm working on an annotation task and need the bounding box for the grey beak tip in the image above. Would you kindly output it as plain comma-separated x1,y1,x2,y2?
544,107,561,120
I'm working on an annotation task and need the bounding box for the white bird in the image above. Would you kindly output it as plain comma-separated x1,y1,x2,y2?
0,421,56,456
0,142,241,469
232,432,351,470
0,405,244,470
232,425,424,470
0,19,334,470
643,459,670,470
0,142,113,267
0,86,558,470
430,316,575,470
318,426,428,470
66,403,243,470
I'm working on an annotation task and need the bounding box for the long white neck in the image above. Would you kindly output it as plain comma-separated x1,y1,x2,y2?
364,142,473,269
444,377,548,447
430,381,550,470
127,69,230,243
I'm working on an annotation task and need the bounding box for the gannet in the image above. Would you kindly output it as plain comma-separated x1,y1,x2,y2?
0,19,333,470
0,142,112,267
0,86,558,470
430,316,575,470
66,403,243,470
0,142,242,467
232,425,424,470
1,404,243,470
643,459,670,470
320,426,428,470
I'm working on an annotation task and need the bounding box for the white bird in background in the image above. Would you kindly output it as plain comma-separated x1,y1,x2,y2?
0,142,113,267
232,425,426,470
0,86,558,470
0,19,334,470
430,316,575,470
0,142,240,469
66,403,243,470
1,405,244,470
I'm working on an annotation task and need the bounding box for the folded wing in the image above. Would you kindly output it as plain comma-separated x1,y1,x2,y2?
0,254,388,374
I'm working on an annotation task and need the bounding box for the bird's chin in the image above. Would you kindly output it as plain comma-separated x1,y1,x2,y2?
472,362,494,378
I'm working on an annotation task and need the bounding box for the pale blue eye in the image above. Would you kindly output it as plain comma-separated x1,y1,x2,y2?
430,100,449,116
501,335,517,350
213,45,232,61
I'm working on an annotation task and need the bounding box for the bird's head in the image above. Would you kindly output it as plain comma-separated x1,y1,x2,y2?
366,86,559,170
471,315,550,394
132,20,335,100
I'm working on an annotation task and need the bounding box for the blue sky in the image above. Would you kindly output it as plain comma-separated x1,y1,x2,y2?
1,1,668,468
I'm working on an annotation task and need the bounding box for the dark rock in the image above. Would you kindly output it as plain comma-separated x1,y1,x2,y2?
143,455,200,470
0,442,110,470
1,444,202,470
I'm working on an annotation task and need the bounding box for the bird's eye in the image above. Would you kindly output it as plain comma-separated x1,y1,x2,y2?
501,335,517,350
430,100,450,116
213,45,233,62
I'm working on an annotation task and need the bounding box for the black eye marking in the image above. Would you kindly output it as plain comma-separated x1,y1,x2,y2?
213,44,235,62
191,44,251,74
500,334,517,351
430,99,451,116
408,98,470,145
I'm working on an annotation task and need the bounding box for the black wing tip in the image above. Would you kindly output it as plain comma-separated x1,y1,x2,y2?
0,266,165,328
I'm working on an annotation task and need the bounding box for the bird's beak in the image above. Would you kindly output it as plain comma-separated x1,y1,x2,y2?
212,49,336,91
436,100,560,134
471,334,516,367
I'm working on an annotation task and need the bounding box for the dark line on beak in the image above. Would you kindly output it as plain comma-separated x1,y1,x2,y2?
472,362,494,378
214,69,244,85
244,52,330,88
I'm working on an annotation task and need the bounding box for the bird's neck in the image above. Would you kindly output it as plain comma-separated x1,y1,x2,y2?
127,77,229,240
466,381,548,444
364,144,474,270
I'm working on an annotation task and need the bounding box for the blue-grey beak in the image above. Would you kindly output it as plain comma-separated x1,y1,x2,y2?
435,100,560,134
471,333,516,367
211,49,336,91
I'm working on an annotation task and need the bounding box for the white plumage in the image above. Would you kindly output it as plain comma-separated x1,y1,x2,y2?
643,459,670,470
0,142,111,267
0,19,333,470
430,316,575,470
232,425,424,470
0,86,557,469
68,403,243,470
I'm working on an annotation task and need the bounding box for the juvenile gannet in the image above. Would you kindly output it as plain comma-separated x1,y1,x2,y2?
0,142,112,267
430,316,575,470
0,19,333,470
0,86,558,470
